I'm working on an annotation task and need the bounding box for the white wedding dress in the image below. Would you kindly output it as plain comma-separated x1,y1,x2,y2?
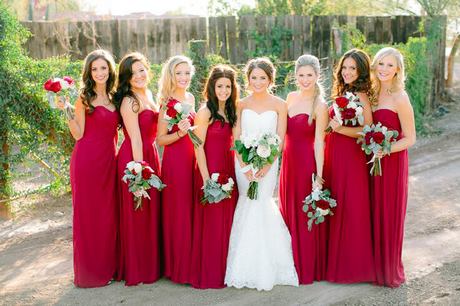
225,109,299,291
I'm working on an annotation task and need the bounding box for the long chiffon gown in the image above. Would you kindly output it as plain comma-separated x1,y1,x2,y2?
279,114,327,284
191,121,237,289
324,108,376,283
70,106,119,288
161,99,195,284
117,109,162,286
371,109,408,288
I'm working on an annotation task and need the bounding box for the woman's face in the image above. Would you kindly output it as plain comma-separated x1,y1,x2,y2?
174,62,192,89
129,61,149,89
215,77,232,103
248,67,271,93
91,58,109,85
296,65,317,91
375,55,398,83
341,57,359,85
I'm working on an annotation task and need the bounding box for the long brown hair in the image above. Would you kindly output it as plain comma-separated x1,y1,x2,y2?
202,64,239,127
332,49,372,98
80,49,116,113
244,57,276,93
114,52,151,113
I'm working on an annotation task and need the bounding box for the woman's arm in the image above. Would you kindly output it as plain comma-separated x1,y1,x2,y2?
328,92,373,138
391,91,416,153
120,97,143,161
276,98,288,151
233,101,254,181
313,101,329,189
194,107,210,182
62,97,85,141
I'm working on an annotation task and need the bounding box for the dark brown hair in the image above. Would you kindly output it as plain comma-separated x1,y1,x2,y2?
332,49,372,98
202,64,239,127
244,57,276,92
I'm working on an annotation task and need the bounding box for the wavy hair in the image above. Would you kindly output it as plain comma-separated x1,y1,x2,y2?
295,54,325,125
113,52,151,113
80,49,116,113
202,64,239,127
370,47,406,105
157,55,195,105
244,57,276,93
332,48,372,99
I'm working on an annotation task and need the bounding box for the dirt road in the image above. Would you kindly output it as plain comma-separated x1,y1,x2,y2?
1,102,459,305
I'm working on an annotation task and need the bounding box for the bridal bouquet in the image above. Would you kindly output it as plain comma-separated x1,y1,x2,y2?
43,76,78,108
122,161,166,210
163,98,202,147
201,172,235,204
232,132,281,200
357,122,399,176
325,92,364,132
302,178,337,231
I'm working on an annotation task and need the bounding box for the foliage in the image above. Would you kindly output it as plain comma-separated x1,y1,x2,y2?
248,25,293,61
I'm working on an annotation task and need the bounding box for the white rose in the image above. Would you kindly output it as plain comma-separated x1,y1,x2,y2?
228,177,234,185
222,182,233,192
133,162,142,174
355,106,363,115
256,144,271,158
267,136,277,146
174,103,183,113
348,101,357,109
317,207,330,216
211,173,219,181
242,134,255,148
126,161,136,171
164,113,172,121
58,78,69,90
311,188,321,201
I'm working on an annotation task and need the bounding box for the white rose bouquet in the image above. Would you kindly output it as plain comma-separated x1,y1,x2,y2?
232,132,281,200
201,172,235,204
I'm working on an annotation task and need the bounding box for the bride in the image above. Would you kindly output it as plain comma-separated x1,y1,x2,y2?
225,58,299,291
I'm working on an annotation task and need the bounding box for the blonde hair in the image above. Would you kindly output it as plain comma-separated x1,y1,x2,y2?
244,57,276,93
295,54,324,125
371,47,405,105
157,55,195,105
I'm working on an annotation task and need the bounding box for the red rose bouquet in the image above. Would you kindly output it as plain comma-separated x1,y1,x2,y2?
122,161,166,210
302,175,337,231
326,91,364,132
201,172,235,204
163,98,202,147
357,122,399,176
43,76,78,108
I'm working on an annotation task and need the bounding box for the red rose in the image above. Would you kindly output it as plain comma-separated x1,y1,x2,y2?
372,131,385,144
341,108,356,120
217,173,229,185
44,79,62,93
63,76,74,85
328,107,335,119
142,166,154,179
316,200,330,210
140,161,148,166
335,96,349,108
166,107,178,118
364,132,374,145
166,99,178,109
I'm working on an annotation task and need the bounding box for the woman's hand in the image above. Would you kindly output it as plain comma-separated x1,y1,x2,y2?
327,117,342,132
178,118,191,134
255,164,271,179
312,174,324,190
375,148,385,159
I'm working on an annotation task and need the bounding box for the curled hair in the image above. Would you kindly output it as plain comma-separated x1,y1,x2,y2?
295,54,325,125
332,49,372,98
80,49,117,113
114,52,151,113
157,55,195,105
370,47,406,105
202,64,239,127
244,57,276,93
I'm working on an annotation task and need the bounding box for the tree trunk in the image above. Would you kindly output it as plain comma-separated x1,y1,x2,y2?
446,33,460,88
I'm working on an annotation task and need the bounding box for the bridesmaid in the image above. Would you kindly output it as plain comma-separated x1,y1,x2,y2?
279,54,329,284
65,49,118,288
115,52,161,286
156,55,195,284
324,49,376,283
190,65,238,289
370,47,416,287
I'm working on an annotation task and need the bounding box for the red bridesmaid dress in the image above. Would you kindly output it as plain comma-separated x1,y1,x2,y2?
324,108,376,283
371,109,408,288
70,106,119,288
190,121,237,289
117,109,162,286
161,99,196,284
279,114,327,284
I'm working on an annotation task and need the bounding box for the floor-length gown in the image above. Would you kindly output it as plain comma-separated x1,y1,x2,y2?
279,114,327,284
371,109,408,288
324,108,376,283
225,109,299,291
191,121,237,289
161,99,195,284
117,109,162,286
71,106,119,288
